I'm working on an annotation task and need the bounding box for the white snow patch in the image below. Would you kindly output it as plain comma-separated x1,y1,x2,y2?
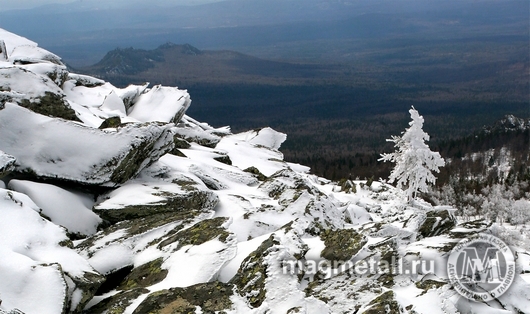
9,179,101,236
128,85,190,123
218,233,273,282
88,244,134,275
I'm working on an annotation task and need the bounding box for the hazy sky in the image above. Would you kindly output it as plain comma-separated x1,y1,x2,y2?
0,0,225,11
1,0,72,10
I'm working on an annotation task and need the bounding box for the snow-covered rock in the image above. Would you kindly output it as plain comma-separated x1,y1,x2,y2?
0,150,16,177
8,179,102,237
93,170,219,223
8,44,64,66
0,103,174,186
0,67,78,120
127,85,191,123
0,188,104,314
0,28,37,57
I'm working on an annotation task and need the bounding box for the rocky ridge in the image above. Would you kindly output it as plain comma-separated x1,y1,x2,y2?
0,28,529,314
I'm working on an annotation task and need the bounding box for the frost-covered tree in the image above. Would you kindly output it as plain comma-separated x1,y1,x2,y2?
379,107,445,202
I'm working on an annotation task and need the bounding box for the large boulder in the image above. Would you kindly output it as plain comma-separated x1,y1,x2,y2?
132,282,234,314
93,171,219,223
229,226,330,313
0,30,78,121
127,85,191,123
8,179,102,237
0,188,104,314
79,215,237,313
413,207,457,239
0,103,174,186
8,44,64,65
0,67,78,121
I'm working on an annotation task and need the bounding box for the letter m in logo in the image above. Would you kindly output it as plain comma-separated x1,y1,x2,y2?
457,247,503,284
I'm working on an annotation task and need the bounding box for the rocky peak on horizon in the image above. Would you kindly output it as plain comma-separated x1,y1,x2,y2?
484,114,530,133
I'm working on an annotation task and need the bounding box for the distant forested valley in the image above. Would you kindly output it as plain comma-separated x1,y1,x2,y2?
71,0,528,185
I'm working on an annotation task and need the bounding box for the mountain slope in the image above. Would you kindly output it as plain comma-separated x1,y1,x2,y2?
0,28,529,314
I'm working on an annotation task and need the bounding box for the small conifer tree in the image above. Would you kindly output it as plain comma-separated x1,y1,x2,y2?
379,107,445,202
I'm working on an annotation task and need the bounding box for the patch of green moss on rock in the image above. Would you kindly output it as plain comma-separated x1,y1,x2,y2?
363,291,401,314
157,217,231,250
58,239,74,249
415,279,446,291
94,189,217,224
230,235,279,308
213,155,232,165
244,167,268,181
99,116,122,129
68,271,106,313
76,210,204,253
132,281,233,314
118,258,168,290
367,239,398,288
20,91,80,121
45,67,69,86
109,136,163,185
417,209,456,239
320,229,367,262
87,288,150,314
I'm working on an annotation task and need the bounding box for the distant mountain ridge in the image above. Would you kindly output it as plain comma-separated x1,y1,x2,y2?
80,43,334,86
91,43,203,76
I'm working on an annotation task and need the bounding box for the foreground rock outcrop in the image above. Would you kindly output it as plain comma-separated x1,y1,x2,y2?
0,103,175,186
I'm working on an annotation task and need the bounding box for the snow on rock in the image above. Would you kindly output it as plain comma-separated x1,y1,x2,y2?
63,79,190,128
93,174,218,223
0,150,16,177
0,65,63,98
0,66,78,120
0,256,67,314
8,179,102,236
216,130,288,177
117,83,149,111
18,62,70,86
100,90,127,116
172,116,225,149
0,103,174,186
238,127,287,150
67,73,105,87
8,44,63,65
0,28,37,56
77,209,231,312
150,217,237,289
127,85,191,123
0,188,103,313
92,160,219,223
88,244,134,275
229,225,330,313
